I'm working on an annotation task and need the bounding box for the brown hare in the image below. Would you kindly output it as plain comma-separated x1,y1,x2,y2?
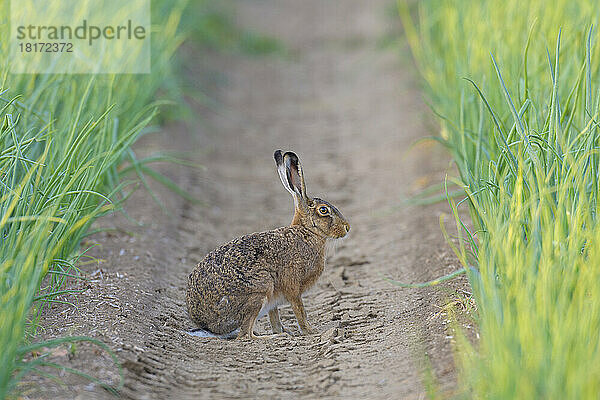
186,150,350,339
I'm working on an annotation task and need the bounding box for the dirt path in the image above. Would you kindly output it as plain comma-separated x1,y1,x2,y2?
27,1,467,399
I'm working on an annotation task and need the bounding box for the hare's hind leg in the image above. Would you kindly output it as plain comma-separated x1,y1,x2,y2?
236,294,262,340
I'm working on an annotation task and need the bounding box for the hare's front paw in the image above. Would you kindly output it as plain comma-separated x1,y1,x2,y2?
301,325,317,335
278,326,295,336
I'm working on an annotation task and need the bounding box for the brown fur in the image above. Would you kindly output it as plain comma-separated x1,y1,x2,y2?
186,150,350,339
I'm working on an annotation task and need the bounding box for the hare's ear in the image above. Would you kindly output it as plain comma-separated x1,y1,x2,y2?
275,150,295,197
274,150,307,203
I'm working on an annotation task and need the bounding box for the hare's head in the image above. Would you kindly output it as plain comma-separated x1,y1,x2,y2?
274,150,350,239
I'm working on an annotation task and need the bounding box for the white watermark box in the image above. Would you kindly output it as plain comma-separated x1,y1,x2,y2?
10,0,150,74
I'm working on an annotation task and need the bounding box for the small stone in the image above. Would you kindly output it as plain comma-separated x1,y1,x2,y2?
320,327,337,343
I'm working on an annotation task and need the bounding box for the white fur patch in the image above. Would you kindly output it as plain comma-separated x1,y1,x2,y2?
186,328,239,339
257,296,286,320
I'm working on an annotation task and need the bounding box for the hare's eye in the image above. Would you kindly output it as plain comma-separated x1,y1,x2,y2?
318,206,330,215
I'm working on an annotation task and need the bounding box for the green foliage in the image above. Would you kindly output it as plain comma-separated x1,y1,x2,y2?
0,0,190,397
187,1,285,56
400,0,600,397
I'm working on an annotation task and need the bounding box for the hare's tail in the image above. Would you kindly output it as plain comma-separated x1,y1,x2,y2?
186,328,239,339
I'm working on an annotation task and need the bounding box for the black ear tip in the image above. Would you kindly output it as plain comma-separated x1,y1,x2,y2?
274,150,283,164
283,151,299,164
